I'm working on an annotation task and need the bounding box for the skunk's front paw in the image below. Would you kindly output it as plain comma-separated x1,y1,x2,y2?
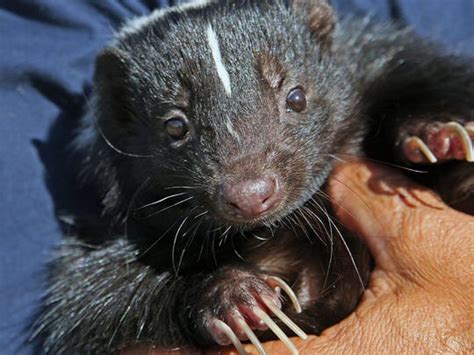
401,121,474,163
201,269,306,355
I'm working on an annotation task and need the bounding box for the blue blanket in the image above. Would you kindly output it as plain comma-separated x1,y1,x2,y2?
0,1,472,353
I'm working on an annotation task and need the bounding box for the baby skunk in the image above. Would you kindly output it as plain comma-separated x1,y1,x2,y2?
35,0,474,353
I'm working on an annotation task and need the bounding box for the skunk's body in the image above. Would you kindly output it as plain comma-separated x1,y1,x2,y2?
35,0,474,353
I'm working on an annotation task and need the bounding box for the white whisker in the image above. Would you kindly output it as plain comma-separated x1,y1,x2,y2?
135,192,188,211
142,196,194,219
172,216,191,274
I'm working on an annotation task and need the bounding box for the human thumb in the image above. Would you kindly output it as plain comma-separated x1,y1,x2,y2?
327,159,473,281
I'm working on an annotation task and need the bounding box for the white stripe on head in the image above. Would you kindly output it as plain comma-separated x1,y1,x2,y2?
206,24,232,96
225,118,241,142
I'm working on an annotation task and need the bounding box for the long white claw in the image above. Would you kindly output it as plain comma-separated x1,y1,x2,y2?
445,122,474,162
214,320,247,355
262,297,308,340
253,308,299,355
466,125,474,137
236,318,267,355
268,276,302,313
408,136,438,163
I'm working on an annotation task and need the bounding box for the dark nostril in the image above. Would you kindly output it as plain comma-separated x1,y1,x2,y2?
220,175,281,219
229,202,240,210
261,193,272,204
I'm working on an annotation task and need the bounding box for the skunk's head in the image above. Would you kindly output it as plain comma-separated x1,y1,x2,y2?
83,0,358,230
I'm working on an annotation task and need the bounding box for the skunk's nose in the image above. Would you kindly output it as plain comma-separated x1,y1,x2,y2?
221,175,280,219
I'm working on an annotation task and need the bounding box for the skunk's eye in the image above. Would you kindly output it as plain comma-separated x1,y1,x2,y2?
286,87,307,112
165,117,189,140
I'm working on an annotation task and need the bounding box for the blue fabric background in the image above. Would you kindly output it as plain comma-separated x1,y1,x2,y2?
0,1,472,353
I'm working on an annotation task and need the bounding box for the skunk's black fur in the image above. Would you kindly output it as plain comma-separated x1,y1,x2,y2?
35,0,474,353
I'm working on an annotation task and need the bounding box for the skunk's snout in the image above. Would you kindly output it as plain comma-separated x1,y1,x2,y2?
219,174,281,220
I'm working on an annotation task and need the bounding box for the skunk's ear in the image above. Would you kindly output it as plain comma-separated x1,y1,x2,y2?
94,48,133,125
95,48,130,92
290,0,335,48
